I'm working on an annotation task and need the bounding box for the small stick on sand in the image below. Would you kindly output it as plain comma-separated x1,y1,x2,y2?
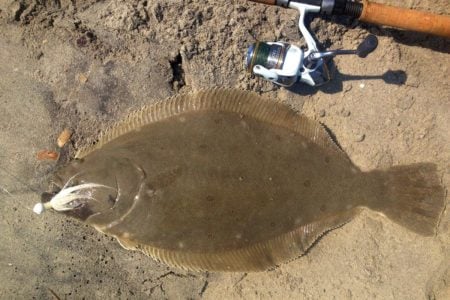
36,150,59,161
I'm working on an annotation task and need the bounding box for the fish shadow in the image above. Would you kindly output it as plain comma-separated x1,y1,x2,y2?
320,123,345,151
266,221,350,272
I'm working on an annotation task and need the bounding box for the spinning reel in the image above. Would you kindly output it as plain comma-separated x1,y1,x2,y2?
245,0,379,87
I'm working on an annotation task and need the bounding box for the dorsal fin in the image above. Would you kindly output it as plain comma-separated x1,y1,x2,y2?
76,88,348,161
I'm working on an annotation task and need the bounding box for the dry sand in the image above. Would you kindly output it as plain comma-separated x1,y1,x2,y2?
0,0,449,299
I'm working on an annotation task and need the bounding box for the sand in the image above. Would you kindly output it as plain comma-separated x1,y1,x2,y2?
0,0,449,299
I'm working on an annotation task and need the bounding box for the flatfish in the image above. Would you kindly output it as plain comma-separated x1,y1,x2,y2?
34,89,445,272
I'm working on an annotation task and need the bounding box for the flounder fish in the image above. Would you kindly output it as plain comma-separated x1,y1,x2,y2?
34,89,445,272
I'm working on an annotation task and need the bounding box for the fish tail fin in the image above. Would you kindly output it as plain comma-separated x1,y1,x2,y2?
368,163,446,236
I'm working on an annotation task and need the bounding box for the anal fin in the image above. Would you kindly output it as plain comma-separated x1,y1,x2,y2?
115,209,360,272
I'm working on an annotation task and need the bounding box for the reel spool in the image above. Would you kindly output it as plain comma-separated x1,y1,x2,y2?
245,42,303,87
245,42,287,73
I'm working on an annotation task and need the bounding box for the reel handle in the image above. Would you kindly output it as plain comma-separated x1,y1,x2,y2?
360,0,450,38
356,34,378,58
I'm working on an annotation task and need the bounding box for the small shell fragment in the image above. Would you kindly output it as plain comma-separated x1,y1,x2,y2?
77,73,88,84
37,150,59,161
57,128,72,148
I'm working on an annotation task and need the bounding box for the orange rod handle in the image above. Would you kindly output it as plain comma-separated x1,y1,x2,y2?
360,0,450,38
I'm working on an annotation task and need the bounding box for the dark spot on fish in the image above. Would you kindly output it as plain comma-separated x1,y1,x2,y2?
324,157,330,164
275,134,281,141
199,144,208,151
320,204,327,212
303,180,311,187
206,195,214,202
152,166,183,188
107,195,116,206
207,233,214,239
270,222,276,227
214,118,222,124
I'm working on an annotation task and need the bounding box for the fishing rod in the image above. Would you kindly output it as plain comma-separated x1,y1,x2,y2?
244,0,450,87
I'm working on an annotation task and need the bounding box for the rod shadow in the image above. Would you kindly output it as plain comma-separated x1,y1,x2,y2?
327,15,450,54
